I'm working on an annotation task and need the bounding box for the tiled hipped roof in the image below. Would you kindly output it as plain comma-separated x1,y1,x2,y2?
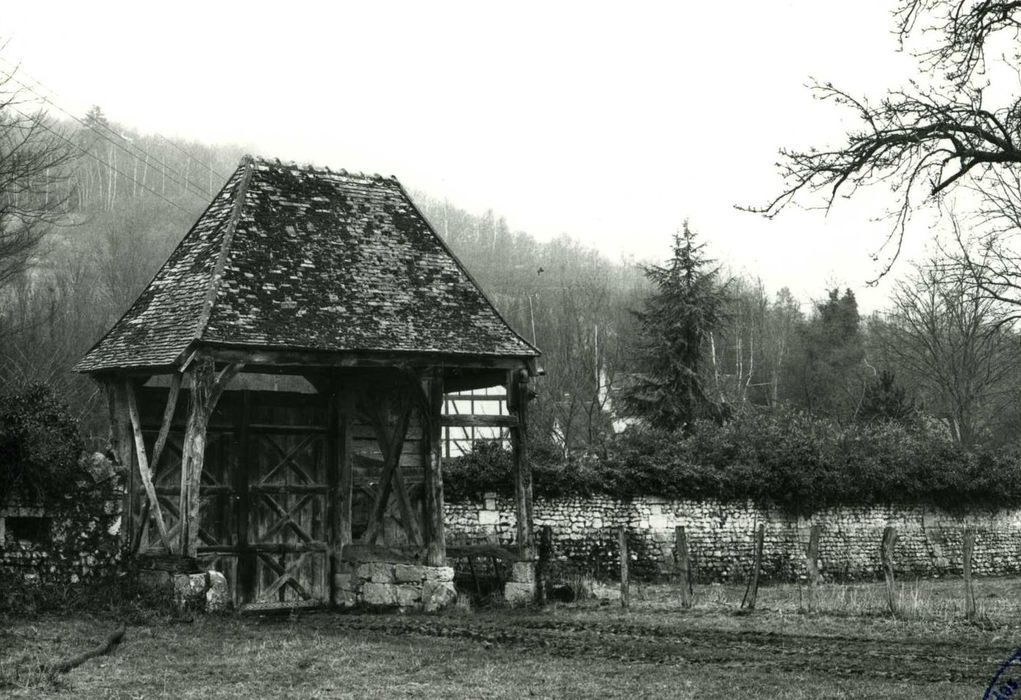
75,157,538,373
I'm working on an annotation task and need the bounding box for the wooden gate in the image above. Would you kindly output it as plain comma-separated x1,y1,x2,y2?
141,388,329,610
236,391,329,610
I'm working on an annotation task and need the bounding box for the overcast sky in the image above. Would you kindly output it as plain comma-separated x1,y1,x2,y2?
3,1,945,312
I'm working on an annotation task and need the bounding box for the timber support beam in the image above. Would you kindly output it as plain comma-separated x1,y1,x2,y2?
508,368,534,560
422,368,447,567
179,358,243,557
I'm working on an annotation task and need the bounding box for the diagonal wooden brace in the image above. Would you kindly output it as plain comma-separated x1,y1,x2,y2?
124,381,174,552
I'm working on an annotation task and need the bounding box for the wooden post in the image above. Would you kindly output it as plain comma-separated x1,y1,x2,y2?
537,524,553,606
619,526,630,610
963,526,976,621
423,370,447,567
805,524,821,611
338,390,354,554
326,377,341,597
741,523,765,610
509,369,534,560
674,525,692,609
881,525,898,615
235,389,253,606
179,358,242,558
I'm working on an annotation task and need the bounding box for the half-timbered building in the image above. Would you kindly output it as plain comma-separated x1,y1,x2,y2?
75,156,540,610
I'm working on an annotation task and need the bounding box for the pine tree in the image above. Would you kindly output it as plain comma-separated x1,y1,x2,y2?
621,222,728,431
859,369,916,424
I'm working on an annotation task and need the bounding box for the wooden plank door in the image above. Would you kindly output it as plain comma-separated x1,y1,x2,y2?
239,393,329,610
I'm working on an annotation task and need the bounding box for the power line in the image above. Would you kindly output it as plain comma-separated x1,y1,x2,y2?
1,68,210,202
0,52,227,186
0,58,221,200
13,106,195,216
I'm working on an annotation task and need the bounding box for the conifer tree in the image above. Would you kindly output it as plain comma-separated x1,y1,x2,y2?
621,222,728,431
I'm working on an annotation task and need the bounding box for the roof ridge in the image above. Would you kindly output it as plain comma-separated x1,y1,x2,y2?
247,154,397,183
192,157,255,347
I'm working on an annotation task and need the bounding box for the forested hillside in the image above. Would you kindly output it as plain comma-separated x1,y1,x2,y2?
2,102,1021,453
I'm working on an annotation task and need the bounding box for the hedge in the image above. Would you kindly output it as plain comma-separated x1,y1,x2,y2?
0,383,84,504
443,410,1021,513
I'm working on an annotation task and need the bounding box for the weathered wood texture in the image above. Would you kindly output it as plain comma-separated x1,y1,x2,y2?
537,524,553,606
963,526,976,621
881,526,898,614
674,525,692,609
805,524,821,611
509,370,534,559
423,371,447,566
741,523,765,610
619,526,630,610
124,381,173,551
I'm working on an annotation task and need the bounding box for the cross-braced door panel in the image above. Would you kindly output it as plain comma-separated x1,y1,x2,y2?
243,429,328,608
141,430,235,553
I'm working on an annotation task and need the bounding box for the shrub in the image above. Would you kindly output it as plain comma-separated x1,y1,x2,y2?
0,383,84,504
443,408,1021,513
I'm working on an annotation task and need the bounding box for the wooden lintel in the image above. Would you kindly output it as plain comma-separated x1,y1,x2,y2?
202,345,531,372
440,414,518,428
124,382,173,551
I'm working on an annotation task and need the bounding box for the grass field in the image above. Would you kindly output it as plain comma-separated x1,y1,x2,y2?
4,577,1021,698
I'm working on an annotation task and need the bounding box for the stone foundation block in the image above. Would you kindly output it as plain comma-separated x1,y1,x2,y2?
138,568,172,595
504,581,535,606
334,573,355,591
205,571,229,612
394,564,427,583
173,572,208,611
422,580,457,612
362,582,397,606
334,587,358,608
356,562,395,583
509,561,535,584
396,584,423,607
423,566,455,583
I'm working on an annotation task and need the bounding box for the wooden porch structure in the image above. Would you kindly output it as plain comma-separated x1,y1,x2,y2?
76,157,539,609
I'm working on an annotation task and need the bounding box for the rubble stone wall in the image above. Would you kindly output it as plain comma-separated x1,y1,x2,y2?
445,495,1021,583
0,454,124,586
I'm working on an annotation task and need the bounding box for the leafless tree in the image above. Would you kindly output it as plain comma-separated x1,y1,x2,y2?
0,70,77,289
748,1,1021,280
873,258,1019,445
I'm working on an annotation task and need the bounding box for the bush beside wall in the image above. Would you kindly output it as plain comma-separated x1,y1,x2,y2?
444,411,1021,513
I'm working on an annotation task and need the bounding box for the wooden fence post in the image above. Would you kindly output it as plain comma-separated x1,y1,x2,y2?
619,526,630,610
741,523,765,610
537,525,553,606
805,524,821,612
674,526,692,609
963,526,976,622
881,526,898,615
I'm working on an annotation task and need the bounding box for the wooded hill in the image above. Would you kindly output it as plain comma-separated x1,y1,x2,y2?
3,110,1021,453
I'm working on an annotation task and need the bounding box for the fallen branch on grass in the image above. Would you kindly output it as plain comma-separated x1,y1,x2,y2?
47,624,126,675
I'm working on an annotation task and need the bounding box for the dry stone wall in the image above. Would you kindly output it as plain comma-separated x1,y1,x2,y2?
445,495,1021,583
0,454,124,586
